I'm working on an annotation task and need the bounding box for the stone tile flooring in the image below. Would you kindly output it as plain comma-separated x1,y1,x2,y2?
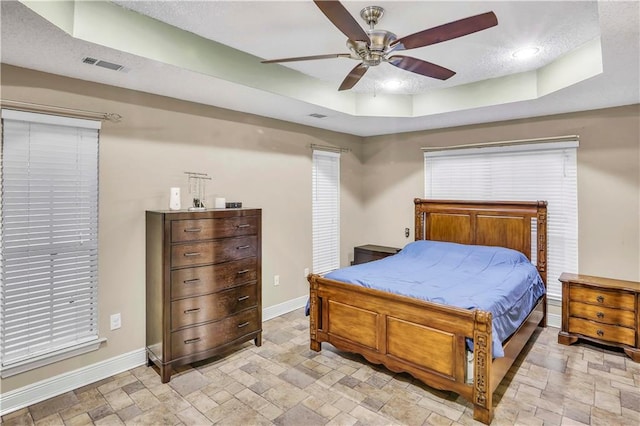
2,308,639,425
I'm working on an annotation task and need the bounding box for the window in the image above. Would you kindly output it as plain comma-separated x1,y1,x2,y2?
1,109,102,377
424,140,578,300
312,150,340,274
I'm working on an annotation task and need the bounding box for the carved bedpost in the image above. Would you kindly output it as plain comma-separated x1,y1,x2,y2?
537,201,548,327
308,274,321,352
473,310,493,425
414,198,425,240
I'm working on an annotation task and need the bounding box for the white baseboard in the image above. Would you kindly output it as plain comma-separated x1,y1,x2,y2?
1,297,308,416
263,295,308,321
547,312,561,328
0,348,147,416
547,297,561,329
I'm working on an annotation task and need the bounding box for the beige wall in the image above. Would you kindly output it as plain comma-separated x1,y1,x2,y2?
0,65,364,392
1,63,639,395
361,105,640,283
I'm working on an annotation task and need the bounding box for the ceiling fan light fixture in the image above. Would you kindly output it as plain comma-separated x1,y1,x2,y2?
382,79,403,90
512,46,540,59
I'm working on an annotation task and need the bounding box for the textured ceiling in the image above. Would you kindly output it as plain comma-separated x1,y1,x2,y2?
1,1,638,137
112,1,601,94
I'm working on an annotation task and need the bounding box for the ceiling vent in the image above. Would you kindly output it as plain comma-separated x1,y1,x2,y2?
82,57,125,72
308,113,327,119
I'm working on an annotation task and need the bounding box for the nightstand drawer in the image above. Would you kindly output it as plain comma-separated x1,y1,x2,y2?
569,285,635,310
569,301,635,328
568,317,635,346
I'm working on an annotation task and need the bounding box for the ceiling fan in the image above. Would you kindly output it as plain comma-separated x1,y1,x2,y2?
262,1,498,91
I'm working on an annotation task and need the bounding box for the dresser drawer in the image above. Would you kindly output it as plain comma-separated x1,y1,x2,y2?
171,236,257,268
569,285,635,310
171,283,258,330
170,258,258,300
568,318,635,346
569,301,636,328
171,308,260,358
171,217,258,243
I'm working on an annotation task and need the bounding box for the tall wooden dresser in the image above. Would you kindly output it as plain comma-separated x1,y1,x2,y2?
146,208,262,382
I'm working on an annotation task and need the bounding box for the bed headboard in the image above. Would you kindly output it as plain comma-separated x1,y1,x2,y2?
414,198,547,284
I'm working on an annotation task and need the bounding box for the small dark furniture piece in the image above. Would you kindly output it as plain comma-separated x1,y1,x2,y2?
558,272,640,362
353,244,401,265
146,208,262,382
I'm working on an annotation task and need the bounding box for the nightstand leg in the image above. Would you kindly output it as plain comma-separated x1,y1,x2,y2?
557,331,578,346
623,347,640,362
254,332,262,347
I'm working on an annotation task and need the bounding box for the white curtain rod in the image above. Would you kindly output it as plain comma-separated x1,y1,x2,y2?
310,143,351,153
421,135,579,152
1,99,122,123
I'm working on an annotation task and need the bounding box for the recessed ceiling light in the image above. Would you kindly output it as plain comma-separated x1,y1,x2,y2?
382,79,403,90
512,47,540,59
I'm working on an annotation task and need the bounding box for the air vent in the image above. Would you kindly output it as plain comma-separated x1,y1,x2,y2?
95,60,124,71
309,113,327,119
82,57,125,72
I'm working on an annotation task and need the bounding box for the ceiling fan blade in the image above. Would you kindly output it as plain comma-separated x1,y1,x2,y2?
314,0,370,43
339,63,368,91
388,56,455,80
394,11,498,50
262,53,351,64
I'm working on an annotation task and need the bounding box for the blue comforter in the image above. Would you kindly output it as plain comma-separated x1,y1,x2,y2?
324,240,545,358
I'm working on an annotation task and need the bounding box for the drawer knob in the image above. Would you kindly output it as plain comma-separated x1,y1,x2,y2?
236,224,251,229
237,269,250,275
184,308,201,314
237,321,250,328
596,312,604,319
183,278,201,284
184,228,202,233
237,245,250,250
184,337,201,344
184,252,201,257
237,295,250,302
596,295,604,303
597,329,604,337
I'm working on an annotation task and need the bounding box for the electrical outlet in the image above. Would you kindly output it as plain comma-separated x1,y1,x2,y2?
304,268,309,277
110,313,121,330
274,275,280,286
405,227,410,238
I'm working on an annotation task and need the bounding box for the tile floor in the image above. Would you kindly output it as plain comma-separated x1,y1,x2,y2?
2,308,639,425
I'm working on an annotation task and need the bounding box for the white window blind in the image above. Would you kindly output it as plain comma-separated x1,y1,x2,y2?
312,150,340,275
424,141,578,300
1,109,101,376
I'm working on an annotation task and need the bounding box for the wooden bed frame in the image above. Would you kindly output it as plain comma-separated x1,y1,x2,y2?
308,199,547,424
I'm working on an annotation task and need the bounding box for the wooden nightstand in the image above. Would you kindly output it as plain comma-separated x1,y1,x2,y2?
558,272,640,362
352,244,400,265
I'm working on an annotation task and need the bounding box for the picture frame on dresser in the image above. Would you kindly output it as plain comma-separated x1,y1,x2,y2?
145,208,263,382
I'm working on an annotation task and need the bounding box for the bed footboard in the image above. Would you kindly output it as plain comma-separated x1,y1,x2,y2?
308,274,495,423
